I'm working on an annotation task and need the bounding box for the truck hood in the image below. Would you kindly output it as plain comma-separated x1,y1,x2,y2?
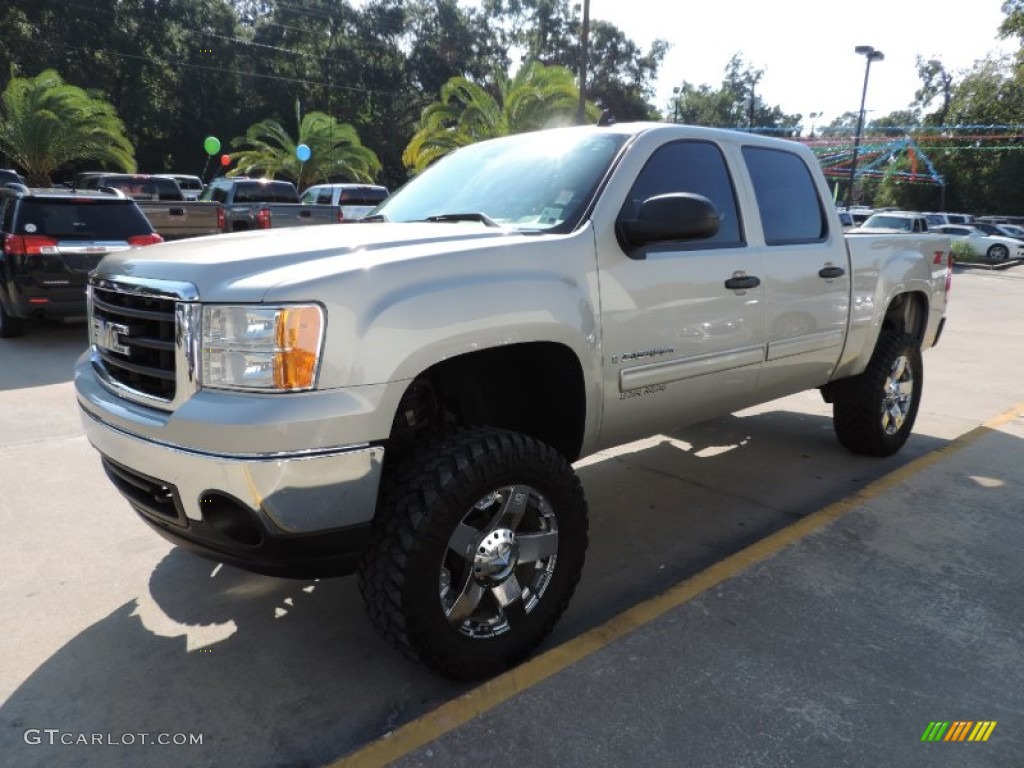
94,223,537,301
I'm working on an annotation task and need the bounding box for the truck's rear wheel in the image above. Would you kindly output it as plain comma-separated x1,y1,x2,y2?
358,427,588,679
831,330,922,457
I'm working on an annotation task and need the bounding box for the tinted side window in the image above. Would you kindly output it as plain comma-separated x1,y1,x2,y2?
619,140,742,248
316,189,333,205
743,146,826,245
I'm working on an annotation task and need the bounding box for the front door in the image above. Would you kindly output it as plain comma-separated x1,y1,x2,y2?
596,139,766,449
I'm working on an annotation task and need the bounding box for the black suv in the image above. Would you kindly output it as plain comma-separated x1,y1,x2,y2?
0,186,163,337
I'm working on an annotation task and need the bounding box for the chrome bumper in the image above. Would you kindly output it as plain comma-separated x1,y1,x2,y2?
79,406,383,533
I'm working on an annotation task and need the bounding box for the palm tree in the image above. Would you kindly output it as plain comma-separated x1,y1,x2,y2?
403,61,599,174
0,69,135,186
228,110,381,190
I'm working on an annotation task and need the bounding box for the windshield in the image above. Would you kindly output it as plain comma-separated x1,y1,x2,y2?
375,129,628,232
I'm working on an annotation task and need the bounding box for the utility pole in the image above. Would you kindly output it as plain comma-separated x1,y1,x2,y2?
576,0,590,125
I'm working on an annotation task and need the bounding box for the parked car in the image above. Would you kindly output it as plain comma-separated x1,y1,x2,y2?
994,223,1024,241
0,185,162,337
73,172,222,240
933,224,1024,261
154,174,204,201
201,177,341,231
924,212,974,226
300,183,389,220
852,212,930,233
0,169,25,187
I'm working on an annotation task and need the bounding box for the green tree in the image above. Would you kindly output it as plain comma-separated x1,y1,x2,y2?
229,107,381,189
402,60,595,173
0,69,135,186
480,0,666,120
669,54,800,133
914,57,954,126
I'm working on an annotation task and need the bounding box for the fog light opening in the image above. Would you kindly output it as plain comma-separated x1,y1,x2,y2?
199,493,264,547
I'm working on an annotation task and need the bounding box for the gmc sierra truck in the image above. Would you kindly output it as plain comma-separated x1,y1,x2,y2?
75,123,950,679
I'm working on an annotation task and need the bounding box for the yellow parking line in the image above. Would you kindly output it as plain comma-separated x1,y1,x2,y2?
327,401,1024,768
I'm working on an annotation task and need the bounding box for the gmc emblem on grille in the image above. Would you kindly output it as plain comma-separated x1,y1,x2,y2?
92,318,131,355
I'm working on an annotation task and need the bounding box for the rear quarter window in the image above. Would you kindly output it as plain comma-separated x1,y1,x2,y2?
743,146,827,245
234,182,298,204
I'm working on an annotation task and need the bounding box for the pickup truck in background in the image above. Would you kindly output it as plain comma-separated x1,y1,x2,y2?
154,174,205,201
300,183,389,221
73,173,223,240
201,177,342,231
75,123,951,679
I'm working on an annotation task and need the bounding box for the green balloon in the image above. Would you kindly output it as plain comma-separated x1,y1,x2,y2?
203,136,221,155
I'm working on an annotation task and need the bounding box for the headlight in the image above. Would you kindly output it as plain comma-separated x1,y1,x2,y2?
202,304,324,391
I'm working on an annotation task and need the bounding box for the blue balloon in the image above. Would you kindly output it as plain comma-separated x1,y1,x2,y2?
296,144,311,162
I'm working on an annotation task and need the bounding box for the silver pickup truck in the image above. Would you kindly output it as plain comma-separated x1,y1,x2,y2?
75,123,950,679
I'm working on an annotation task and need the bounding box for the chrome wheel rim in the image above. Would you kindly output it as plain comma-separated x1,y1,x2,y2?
439,484,559,638
881,354,914,435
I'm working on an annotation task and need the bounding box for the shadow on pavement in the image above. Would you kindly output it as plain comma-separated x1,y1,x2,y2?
0,321,89,391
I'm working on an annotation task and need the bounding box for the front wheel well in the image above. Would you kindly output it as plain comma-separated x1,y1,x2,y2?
387,342,587,463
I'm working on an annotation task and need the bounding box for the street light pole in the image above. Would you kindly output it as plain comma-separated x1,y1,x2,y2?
846,45,884,207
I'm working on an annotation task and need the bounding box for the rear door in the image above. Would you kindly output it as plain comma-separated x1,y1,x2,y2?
742,146,849,397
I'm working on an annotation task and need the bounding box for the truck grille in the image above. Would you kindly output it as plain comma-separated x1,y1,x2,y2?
90,282,179,401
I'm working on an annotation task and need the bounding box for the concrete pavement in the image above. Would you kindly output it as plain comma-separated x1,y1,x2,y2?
338,403,1024,768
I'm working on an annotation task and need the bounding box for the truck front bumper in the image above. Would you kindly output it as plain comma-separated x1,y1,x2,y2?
76,357,387,578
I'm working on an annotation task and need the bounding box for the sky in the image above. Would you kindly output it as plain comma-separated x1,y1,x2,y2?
586,0,1017,127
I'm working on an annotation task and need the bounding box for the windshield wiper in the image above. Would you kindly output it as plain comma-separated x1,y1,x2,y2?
358,213,389,223
422,212,500,228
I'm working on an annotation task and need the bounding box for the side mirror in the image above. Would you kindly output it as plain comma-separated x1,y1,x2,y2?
617,193,720,256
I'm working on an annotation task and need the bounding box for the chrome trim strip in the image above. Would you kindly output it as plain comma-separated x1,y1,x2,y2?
90,275,199,302
79,406,373,460
177,302,202,399
619,345,765,391
766,329,845,361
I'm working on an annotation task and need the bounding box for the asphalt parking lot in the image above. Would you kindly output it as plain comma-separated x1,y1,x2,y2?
2,267,1023,767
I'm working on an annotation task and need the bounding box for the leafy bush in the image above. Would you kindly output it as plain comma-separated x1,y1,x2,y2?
949,239,984,263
